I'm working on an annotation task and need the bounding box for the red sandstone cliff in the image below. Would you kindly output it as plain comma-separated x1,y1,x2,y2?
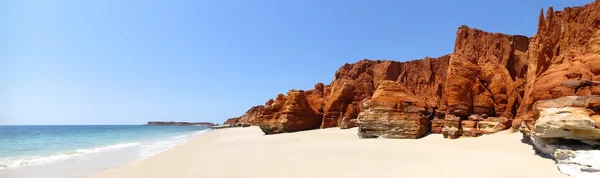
227,1,600,137
441,26,529,119
516,2,600,132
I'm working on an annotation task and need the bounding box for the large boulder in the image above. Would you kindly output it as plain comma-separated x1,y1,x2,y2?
431,119,445,134
535,107,600,145
530,96,600,178
477,117,511,134
461,120,481,137
531,96,600,146
258,90,322,134
441,114,461,139
357,81,431,139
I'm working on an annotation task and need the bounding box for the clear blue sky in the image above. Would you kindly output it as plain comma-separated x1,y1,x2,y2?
0,0,593,125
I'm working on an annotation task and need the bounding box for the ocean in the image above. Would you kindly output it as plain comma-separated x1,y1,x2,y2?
0,125,210,178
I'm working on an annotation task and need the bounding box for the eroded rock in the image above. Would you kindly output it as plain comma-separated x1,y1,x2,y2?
357,81,431,139
517,2,600,132
258,90,322,134
530,96,600,178
442,26,529,120
534,107,600,145
478,117,511,134
442,114,461,139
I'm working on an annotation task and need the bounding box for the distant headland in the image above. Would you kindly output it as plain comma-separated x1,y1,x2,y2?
146,121,216,126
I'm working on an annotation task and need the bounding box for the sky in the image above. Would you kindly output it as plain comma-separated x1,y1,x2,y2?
0,0,594,125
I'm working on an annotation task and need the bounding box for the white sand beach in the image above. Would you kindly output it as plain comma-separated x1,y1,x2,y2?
93,127,567,178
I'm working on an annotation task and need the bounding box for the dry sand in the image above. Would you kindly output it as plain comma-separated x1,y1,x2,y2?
93,127,567,178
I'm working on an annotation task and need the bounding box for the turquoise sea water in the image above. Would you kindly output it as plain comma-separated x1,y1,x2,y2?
0,125,209,172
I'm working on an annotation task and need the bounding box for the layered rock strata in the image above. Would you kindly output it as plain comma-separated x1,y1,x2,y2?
228,1,600,141
357,81,432,139
528,96,600,178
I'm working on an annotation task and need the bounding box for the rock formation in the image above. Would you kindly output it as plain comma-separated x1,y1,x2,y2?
516,2,600,132
527,96,600,178
441,26,529,121
258,90,323,134
223,117,240,126
147,121,216,126
220,2,600,177
226,1,600,147
238,106,265,125
357,81,432,139
230,56,449,135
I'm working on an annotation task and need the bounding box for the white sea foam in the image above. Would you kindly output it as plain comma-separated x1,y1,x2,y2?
0,129,211,171
0,142,139,170
171,134,188,139
140,130,210,159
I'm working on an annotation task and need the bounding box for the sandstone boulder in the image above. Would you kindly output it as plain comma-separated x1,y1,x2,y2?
259,90,322,134
530,96,600,178
357,81,431,139
534,107,600,146
461,120,481,137
478,117,511,134
442,114,461,139
431,119,445,134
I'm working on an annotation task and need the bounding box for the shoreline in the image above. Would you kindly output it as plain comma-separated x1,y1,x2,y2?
93,127,568,178
0,128,209,178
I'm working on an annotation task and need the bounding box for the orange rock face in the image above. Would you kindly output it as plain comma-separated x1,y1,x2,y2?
228,1,600,138
223,117,240,126
516,2,600,132
441,26,529,119
258,90,323,134
238,106,265,125
461,120,481,137
321,60,396,129
431,119,445,134
357,81,432,139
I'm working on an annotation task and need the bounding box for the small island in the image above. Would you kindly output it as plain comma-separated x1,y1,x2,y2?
146,121,216,127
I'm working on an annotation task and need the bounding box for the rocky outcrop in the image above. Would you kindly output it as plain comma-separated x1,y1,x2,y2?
147,121,216,126
238,106,265,125
461,120,480,137
517,2,600,132
258,90,323,134
322,60,399,129
357,81,432,139
528,96,600,178
441,26,529,120
227,1,600,142
223,117,240,126
478,117,511,134
431,118,445,134
231,56,449,134
530,96,600,146
554,148,600,178
321,56,450,129
441,114,461,139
